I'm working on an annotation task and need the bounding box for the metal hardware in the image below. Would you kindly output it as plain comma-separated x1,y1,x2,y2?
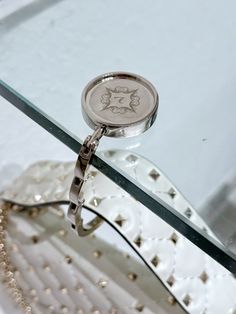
82,72,159,137
68,72,159,236
67,126,106,236
0,202,32,313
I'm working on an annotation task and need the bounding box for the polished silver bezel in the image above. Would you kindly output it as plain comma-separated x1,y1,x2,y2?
82,72,159,138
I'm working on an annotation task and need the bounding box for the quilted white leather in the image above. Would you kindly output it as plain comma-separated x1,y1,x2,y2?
1,208,183,314
1,150,236,314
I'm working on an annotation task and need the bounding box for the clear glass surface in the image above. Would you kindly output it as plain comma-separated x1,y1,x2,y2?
0,0,236,271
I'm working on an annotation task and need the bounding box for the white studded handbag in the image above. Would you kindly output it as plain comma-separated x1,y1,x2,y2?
1,150,236,314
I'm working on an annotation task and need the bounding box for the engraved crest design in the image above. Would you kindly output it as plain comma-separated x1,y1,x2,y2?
101,86,140,114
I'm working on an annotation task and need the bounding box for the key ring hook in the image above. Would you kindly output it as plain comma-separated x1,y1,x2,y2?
67,72,158,236
67,126,106,236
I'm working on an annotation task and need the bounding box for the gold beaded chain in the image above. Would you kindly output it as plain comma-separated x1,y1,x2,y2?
0,202,32,314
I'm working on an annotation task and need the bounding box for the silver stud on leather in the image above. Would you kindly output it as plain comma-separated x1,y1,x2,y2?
114,214,126,227
199,271,209,283
127,272,138,281
149,169,160,181
167,275,175,287
125,154,138,163
184,207,193,218
93,250,102,259
183,294,191,306
168,188,177,199
170,232,178,244
135,302,145,312
133,235,144,248
151,255,160,267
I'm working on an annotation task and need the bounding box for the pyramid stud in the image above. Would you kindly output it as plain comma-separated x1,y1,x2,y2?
97,279,108,288
135,303,144,312
127,272,138,281
149,169,160,181
184,208,192,218
199,271,209,284
126,154,138,163
133,235,143,248
183,294,191,306
89,197,103,207
151,255,160,267
93,250,102,259
167,275,175,287
168,188,177,199
170,232,178,245
167,296,176,305
114,214,126,227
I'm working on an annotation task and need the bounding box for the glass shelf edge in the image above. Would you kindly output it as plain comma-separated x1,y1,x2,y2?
1,79,236,273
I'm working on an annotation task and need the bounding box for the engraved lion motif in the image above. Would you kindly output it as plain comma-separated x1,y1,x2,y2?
101,86,140,114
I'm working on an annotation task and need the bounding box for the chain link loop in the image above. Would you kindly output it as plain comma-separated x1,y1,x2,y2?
67,126,106,236
0,202,32,313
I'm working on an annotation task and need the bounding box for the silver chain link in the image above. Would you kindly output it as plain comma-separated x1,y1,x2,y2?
67,126,106,236
0,202,32,313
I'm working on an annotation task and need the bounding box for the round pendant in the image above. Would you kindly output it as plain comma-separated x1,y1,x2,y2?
82,72,159,137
